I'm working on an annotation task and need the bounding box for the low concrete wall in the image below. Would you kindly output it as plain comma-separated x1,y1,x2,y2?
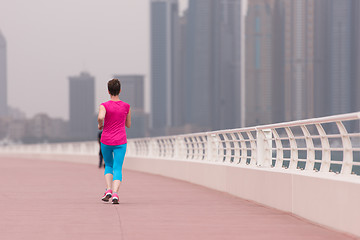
124,156,360,237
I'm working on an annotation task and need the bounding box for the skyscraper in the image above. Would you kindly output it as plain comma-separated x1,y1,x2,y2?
217,0,242,130
245,0,275,126
283,0,315,121
0,31,7,117
328,0,353,115
313,0,358,117
185,0,215,129
69,72,95,140
150,0,179,133
185,0,242,130
356,0,360,112
313,0,329,118
271,0,285,124
175,12,188,128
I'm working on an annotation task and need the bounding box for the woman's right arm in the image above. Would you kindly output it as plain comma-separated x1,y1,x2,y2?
98,105,106,130
125,108,131,128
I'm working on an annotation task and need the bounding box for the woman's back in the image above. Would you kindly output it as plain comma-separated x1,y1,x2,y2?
100,100,130,146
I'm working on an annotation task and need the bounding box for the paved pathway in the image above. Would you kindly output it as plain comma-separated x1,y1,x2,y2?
0,157,358,240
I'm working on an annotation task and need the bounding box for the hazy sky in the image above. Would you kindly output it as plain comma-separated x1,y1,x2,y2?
0,0,187,120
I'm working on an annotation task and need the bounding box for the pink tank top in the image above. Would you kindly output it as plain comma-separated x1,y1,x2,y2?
100,100,130,146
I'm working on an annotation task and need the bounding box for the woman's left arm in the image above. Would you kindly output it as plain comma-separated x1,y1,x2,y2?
98,105,106,130
125,108,131,128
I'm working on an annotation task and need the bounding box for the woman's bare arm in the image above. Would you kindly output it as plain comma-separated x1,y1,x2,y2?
125,108,131,128
98,105,106,130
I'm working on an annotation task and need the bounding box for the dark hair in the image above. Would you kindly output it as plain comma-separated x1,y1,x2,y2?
108,79,121,96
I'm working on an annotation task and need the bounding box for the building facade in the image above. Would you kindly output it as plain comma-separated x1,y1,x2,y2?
283,0,315,121
150,0,179,133
356,0,360,113
185,0,242,130
328,0,353,115
185,0,214,129
245,0,275,127
217,0,242,130
69,72,96,140
313,0,358,117
0,31,7,117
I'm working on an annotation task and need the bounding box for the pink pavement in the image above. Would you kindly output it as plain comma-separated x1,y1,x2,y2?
0,156,358,240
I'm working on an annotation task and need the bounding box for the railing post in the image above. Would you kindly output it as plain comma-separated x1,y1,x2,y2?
337,121,353,174
256,129,272,167
207,133,218,162
174,137,181,159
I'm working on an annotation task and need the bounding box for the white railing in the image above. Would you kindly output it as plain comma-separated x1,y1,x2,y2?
1,112,359,176
126,112,360,176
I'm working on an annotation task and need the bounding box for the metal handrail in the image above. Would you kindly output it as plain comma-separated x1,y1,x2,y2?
0,112,359,175
126,112,360,175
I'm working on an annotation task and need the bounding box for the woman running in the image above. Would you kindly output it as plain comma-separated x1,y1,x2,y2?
98,78,131,204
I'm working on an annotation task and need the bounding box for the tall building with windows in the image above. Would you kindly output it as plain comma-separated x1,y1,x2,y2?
217,0,242,130
185,0,214,129
283,0,315,121
356,0,360,113
185,0,242,130
313,0,358,117
328,0,353,115
271,0,286,124
245,0,275,127
0,31,7,117
150,0,179,134
313,0,329,118
69,72,95,140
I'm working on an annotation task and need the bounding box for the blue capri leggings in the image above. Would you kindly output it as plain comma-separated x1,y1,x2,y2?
101,143,127,181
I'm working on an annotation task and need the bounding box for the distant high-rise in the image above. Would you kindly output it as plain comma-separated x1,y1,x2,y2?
150,0,179,132
185,0,215,129
0,31,7,117
313,0,358,117
328,0,353,115
175,12,188,128
245,0,275,127
217,0,242,130
355,0,360,112
271,0,285,124
283,0,315,121
185,0,241,130
313,0,329,118
113,75,145,111
69,72,95,140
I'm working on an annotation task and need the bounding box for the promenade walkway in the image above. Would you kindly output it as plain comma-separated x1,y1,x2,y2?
0,157,357,240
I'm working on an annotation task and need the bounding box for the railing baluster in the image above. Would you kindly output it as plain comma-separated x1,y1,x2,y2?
316,123,331,172
301,125,315,171
337,121,353,175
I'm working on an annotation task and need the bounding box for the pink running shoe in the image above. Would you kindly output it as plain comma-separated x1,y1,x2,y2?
112,193,119,204
102,189,112,202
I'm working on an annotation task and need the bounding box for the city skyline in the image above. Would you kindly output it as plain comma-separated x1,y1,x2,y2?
0,0,359,139
0,0,188,120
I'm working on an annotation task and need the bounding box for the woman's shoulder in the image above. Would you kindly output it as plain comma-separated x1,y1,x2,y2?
116,100,129,107
122,101,130,107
